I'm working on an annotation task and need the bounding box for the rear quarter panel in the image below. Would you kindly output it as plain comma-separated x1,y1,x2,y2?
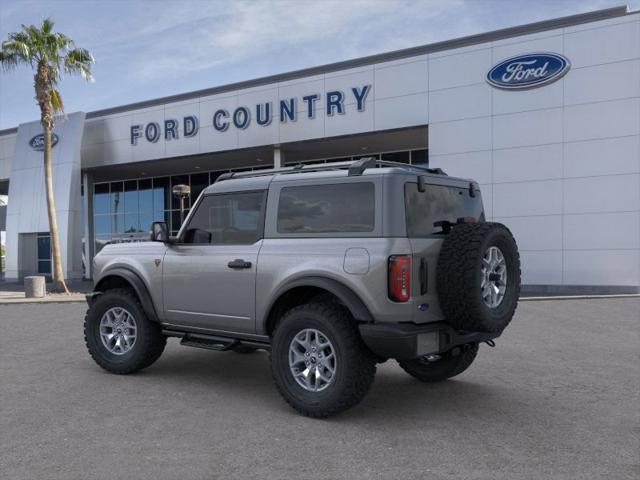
255,237,415,333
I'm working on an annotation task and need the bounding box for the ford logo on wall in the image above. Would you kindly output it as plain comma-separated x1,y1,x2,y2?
487,53,570,90
29,133,59,151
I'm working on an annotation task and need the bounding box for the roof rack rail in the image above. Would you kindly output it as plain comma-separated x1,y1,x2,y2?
215,158,446,182
347,157,446,176
215,161,354,183
348,157,378,176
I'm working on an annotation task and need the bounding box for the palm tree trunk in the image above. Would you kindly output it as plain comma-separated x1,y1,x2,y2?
43,123,68,294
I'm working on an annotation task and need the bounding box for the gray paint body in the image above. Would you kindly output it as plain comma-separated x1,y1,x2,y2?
92,165,484,338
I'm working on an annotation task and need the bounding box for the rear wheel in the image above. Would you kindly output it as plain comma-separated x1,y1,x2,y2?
398,344,479,382
84,288,166,374
270,302,376,418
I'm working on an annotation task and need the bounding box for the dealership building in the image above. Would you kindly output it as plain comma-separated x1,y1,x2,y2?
0,5,638,292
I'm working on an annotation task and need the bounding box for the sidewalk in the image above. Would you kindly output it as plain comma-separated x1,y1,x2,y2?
0,279,91,304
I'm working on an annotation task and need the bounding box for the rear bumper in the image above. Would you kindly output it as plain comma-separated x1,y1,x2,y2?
359,321,500,360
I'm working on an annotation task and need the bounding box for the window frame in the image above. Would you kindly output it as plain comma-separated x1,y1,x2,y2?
176,189,268,246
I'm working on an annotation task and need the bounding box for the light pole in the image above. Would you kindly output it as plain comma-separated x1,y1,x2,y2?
172,184,191,226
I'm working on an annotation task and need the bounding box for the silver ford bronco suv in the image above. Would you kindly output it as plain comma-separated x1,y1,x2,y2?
85,158,521,417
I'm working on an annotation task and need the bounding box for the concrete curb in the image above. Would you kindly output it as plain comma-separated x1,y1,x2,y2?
0,295,86,305
519,293,640,302
1,293,638,306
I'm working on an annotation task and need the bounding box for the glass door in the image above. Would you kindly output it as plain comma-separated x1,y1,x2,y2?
37,232,51,276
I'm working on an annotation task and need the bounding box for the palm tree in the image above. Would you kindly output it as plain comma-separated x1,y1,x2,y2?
0,18,94,293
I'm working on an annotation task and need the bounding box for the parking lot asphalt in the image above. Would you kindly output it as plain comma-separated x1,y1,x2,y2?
1,298,638,480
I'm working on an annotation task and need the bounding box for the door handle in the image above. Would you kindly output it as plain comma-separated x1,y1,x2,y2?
227,259,252,269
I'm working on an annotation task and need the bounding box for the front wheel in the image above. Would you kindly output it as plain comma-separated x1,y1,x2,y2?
397,343,479,383
84,288,166,374
270,302,376,418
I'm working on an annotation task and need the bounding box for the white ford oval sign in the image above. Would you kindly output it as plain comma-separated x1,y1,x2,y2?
487,53,570,90
29,133,59,151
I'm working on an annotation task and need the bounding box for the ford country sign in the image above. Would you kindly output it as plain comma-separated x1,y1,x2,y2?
130,84,371,145
487,53,570,90
29,133,59,151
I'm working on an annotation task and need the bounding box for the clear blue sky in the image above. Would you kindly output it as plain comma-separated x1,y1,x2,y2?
0,0,633,130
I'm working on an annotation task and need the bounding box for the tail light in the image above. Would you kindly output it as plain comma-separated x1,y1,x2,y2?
388,255,410,302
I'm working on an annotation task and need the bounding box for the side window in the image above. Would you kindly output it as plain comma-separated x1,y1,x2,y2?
182,191,265,244
277,183,375,234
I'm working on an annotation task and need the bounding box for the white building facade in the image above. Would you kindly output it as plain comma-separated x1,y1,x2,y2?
0,6,638,293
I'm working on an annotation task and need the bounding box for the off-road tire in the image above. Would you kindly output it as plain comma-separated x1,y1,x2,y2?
437,222,521,333
84,288,166,374
270,302,376,418
398,343,479,382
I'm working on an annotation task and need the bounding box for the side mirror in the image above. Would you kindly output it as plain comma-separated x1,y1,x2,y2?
150,221,169,242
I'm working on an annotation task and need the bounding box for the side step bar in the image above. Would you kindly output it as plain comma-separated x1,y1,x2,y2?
180,333,237,351
162,329,270,352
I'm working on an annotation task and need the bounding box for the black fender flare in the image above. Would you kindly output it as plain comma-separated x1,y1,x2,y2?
93,268,159,322
265,276,373,325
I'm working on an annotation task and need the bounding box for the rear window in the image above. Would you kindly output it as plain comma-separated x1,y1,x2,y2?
277,183,375,234
405,183,481,237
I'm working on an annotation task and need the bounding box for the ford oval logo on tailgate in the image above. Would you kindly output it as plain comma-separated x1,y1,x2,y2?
487,53,570,90
29,133,59,151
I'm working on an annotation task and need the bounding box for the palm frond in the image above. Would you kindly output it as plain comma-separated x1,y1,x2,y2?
53,32,72,50
2,36,32,63
7,31,32,50
64,47,94,81
22,24,42,48
50,88,64,113
0,40,31,70
0,51,20,70
41,17,54,35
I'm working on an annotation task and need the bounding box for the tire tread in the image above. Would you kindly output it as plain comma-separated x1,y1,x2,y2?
270,302,376,418
84,288,166,374
436,222,520,332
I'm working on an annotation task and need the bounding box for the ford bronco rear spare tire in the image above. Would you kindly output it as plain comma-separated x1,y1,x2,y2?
436,222,520,333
